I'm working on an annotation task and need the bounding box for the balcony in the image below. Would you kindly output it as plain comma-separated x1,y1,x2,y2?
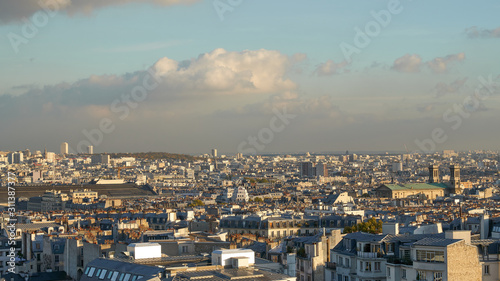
325,262,337,270
386,257,413,265
357,252,381,258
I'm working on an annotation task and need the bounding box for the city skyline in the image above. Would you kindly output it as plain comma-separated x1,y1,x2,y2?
1,1,499,154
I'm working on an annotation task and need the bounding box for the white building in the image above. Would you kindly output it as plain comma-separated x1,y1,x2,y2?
222,186,249,202
212,248,255,268
127,243,162,260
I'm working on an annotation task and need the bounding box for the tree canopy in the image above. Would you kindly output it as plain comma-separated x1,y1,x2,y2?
343,217,382,234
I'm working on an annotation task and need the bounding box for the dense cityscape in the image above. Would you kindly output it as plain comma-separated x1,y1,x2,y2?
1,147,500,281
2,1,499,281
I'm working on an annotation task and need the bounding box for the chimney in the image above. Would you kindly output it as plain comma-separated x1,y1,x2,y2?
382,222,399,235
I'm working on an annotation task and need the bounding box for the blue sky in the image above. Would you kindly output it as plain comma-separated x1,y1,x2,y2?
1,0,499,154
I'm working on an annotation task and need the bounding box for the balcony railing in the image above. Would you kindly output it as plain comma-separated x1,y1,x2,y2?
387,257,413,265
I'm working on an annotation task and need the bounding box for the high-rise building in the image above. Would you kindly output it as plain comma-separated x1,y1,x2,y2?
300,162,314,178
316,163,328,177
91,154,110,165
211,149,218,158
392,162,403,173
8,152,24,164
60,142,69,155
88,146,94,154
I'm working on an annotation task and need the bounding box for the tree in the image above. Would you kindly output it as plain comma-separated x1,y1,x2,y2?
254,197,263,202
189,199,204,207
343,218,382,234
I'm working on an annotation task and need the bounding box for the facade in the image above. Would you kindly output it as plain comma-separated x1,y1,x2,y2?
375,183,447,200
293,231,342,281
27,190,70,212
376,164,463,199
221,186,249,203
220,215,360,239
70,189,98,203
327,231,482,281
386,235,481,281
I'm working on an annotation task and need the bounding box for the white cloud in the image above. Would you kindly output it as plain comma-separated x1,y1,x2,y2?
426,53,465,73
152,48,297,96
392,53,465,74
391,54,422,73
2,48,300,119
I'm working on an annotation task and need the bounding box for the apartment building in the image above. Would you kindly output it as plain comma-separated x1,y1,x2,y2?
387,232,481,281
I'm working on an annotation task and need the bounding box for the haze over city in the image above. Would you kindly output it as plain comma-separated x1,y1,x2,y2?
1,0,499,155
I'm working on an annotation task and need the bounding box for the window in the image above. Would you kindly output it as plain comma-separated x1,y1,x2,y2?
99,269,107,279
417,271,426,280
96,269,102,277
107,271,114,279
416,250,444,263
54,255,59,263
484,265,490,275
345,258,349,267
402,269,407,279
343,276,349,281
111,272,119,281
88,267,95,277
182,246,188,253
434,272,443,281
84,267,90,275
387,268,391,277
374,262,380,271
118,273,125,281
124,273,131,281
365,262,371,272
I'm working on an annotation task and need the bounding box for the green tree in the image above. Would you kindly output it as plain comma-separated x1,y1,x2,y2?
343,218,382,234
189,199,204,207
254,197,263,202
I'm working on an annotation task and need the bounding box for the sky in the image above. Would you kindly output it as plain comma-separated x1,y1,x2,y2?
0,0,499,155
